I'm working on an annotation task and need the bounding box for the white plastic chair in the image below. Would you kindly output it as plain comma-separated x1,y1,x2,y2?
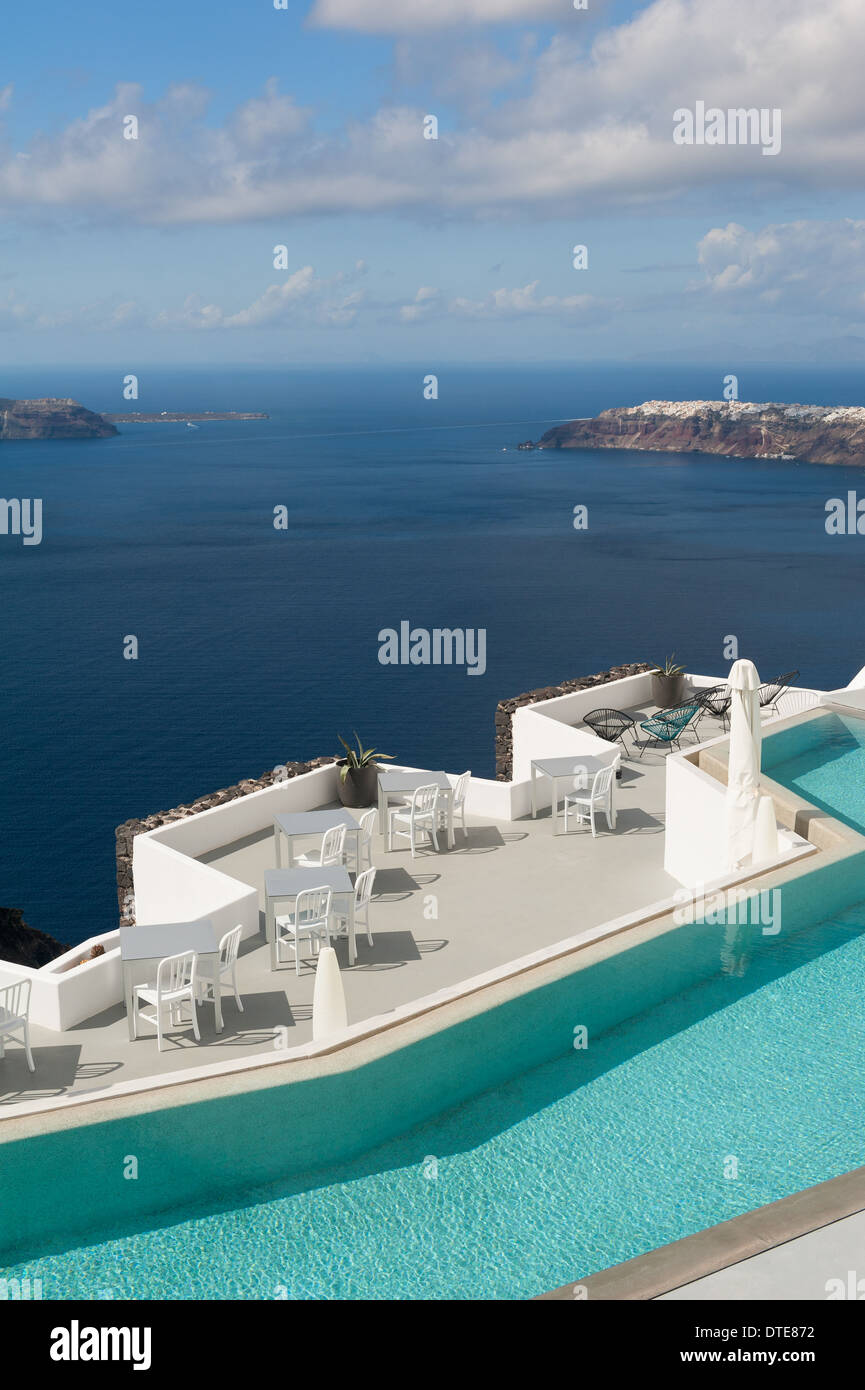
563,764,617,837
388,783,440,857
354,808,377,871
297,823,346,868
441,771,470,841
196,925,244,1015
275,886,333,975
135,951,200,1051
334,867,376,948
0,980,35,1072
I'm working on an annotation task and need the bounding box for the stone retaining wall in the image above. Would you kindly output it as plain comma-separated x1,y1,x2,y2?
115,756,337,926
494,663,653,780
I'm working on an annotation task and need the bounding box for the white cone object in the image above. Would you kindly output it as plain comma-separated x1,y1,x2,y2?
753,793,779,865
312,947,348,1041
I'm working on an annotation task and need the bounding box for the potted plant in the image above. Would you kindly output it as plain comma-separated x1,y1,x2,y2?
335,732,394,808
650,654,686,708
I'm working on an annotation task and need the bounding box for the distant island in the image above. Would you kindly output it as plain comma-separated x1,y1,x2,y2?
105,411,269,423
0,398,117,441
533,400,865,466
0,398,271,439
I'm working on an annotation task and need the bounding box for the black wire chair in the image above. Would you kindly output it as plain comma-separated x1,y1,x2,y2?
583,707,638,753
694,685,732,732
691,684,724,725
758,670,800,717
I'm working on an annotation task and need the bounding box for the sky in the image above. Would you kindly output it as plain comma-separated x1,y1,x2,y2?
2,0,865,366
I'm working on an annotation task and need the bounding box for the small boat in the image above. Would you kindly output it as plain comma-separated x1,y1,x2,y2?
185,422,199,429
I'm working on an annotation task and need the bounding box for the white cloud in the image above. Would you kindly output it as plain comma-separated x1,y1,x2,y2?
399,280,613,321
399,286,441,321
152,295,227,331
449,281,613,319
0,294,148,332
154,263,367,330
695,219,865,319
0,292,34,329
1,1,864,224
0,85,13,113
105,300,145,328
0,262,367,334
225,266,318,327
224,268,366,328
309,0,565,32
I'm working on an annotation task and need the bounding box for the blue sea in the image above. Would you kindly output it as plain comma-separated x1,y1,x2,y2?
1,361,864,946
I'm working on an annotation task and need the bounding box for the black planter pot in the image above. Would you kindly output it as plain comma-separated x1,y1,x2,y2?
651,672,685,708
336,761,379,808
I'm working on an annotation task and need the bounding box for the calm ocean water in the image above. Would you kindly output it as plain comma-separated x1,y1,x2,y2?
1,361,864,946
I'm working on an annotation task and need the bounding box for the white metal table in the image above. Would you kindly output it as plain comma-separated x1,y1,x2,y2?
530,755,617,835
273,808,360,869
377,770,454,850
120,919,221,1042
264,866,356,968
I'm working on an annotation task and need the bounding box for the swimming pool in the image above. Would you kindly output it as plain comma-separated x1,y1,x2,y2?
763,711,865,835
4,867,865,1300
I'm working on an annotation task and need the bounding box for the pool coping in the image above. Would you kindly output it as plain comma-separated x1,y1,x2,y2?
536,1163,865,1300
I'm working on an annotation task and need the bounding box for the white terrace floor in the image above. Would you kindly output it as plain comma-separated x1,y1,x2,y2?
0,703,733,1112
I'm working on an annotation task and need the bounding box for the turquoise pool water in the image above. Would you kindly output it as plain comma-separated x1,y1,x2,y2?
5,897,865,1300
764,711,865,834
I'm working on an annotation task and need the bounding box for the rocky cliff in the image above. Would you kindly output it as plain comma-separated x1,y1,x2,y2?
0,398,118,440
535,400,865,466
0,907,65,968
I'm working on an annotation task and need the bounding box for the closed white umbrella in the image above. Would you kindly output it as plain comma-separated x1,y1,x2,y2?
312,947,348,1041
726,659,763,870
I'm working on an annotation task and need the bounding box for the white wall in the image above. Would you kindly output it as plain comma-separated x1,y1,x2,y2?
133,838,259,941
518,671,654,730
664,751,731,887
0,932,123,1031
511,707,619,786
820,687,865,712
148,764,339,858
663,719,812,889
462,774,518,821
